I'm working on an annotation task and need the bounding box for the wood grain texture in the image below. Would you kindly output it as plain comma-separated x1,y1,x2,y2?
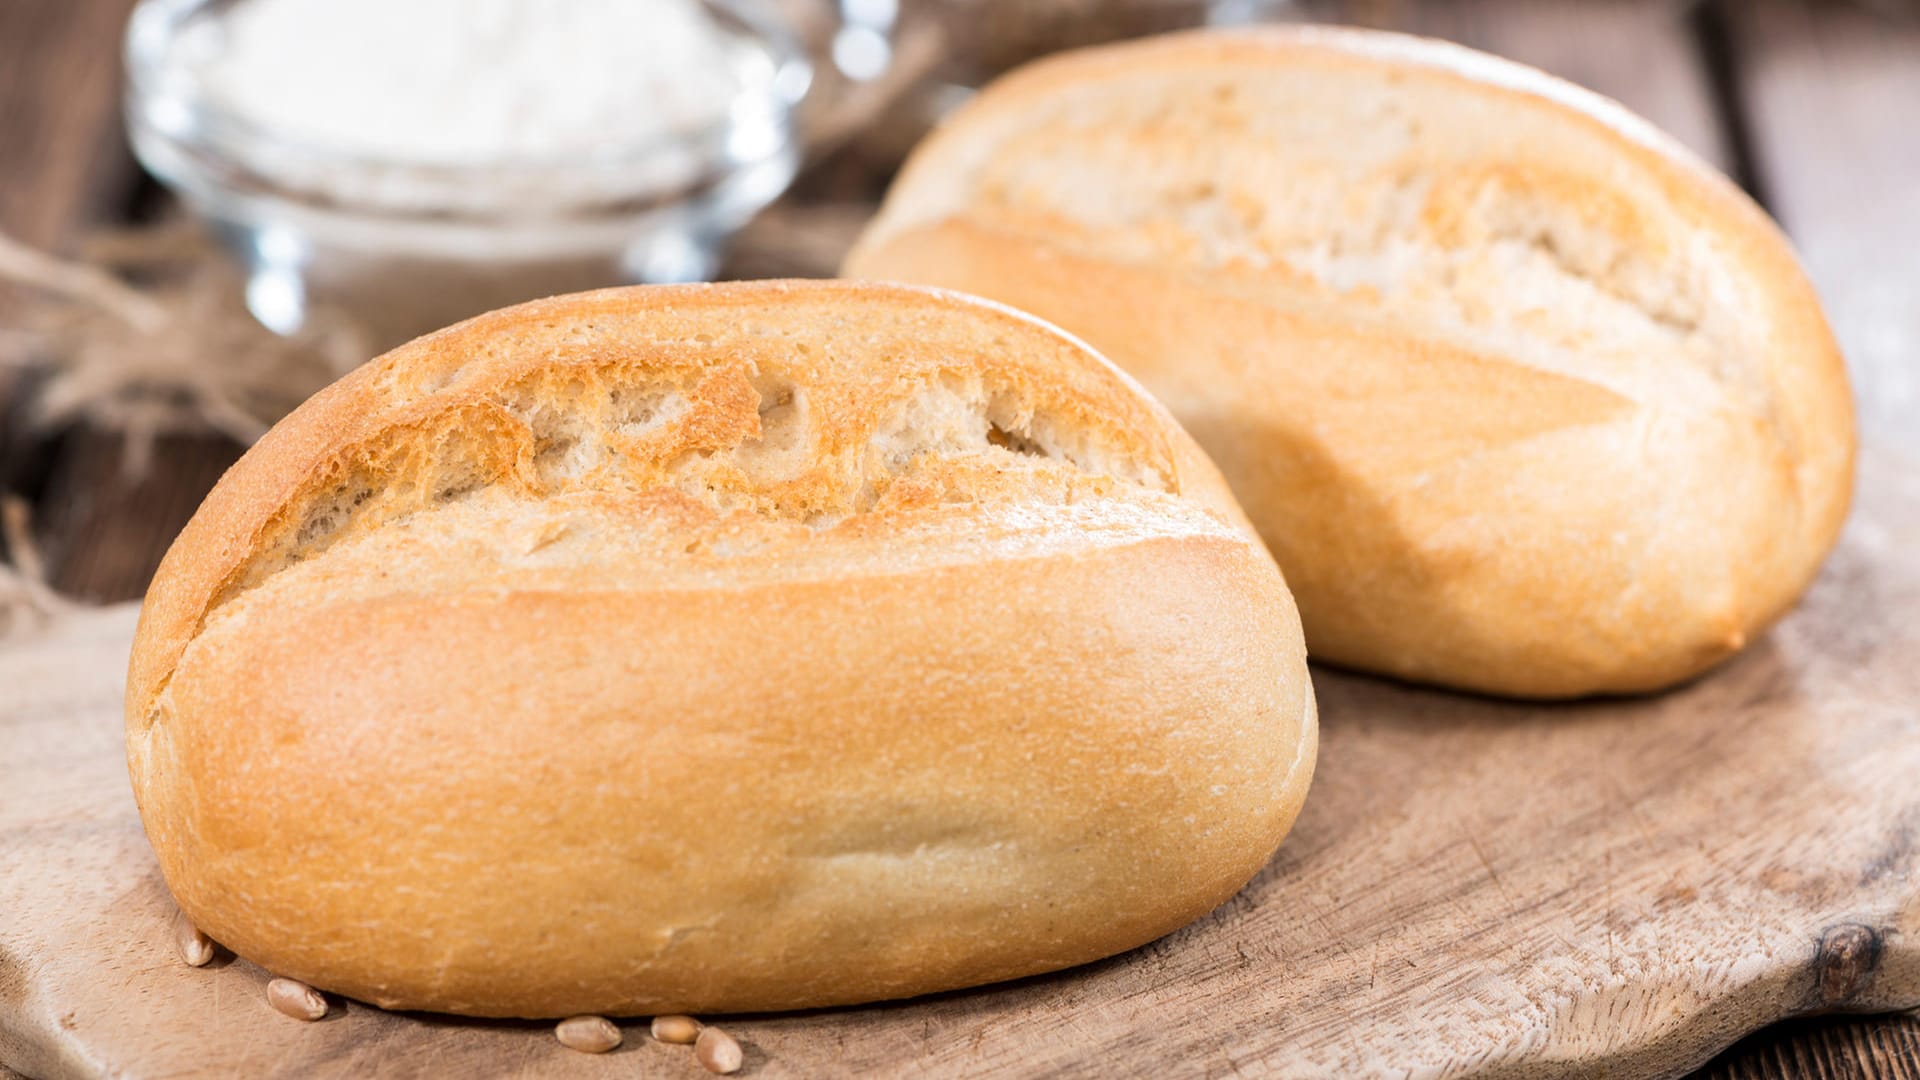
1707,1014,1920,1080
1692,5,1920,1071
0,0,140,249
3,0,1916,1074
0,0,141,437
3,445,1918,1079
32,430,241,602
1726,0,1920,453
0,0,193,601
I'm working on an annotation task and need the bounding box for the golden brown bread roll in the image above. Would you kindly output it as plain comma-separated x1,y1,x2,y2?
846,27,1856,697
124,281,1317,1017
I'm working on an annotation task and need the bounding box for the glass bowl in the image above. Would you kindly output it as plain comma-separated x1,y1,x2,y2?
126,0,814,348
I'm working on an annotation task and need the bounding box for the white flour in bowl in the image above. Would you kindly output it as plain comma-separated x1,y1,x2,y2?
193,0,746,165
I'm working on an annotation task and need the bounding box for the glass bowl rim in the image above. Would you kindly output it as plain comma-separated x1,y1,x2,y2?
123,0,816,196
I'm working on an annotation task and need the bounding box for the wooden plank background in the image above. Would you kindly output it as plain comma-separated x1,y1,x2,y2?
2,0,1916,1076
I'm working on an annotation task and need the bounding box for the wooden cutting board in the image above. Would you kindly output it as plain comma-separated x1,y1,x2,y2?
4,450,1917,1080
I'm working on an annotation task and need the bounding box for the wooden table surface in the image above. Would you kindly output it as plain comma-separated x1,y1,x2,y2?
1,0,1916,1076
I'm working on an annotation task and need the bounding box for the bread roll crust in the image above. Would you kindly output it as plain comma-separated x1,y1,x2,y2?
847,27,1856,697
126,281,1315,1016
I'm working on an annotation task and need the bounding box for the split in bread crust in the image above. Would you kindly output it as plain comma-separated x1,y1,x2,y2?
126,280,1316,1016
847,26,1856,697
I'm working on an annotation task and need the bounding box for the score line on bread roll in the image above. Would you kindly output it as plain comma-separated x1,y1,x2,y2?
847,26,1857,698
124,280,1317,1017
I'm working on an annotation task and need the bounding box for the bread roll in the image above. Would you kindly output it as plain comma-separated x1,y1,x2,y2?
125,281,1316,1017
846,27,1856,697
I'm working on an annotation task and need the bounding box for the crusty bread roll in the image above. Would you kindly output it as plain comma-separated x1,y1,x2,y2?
124,281,1317,1017
846,27,1856,697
